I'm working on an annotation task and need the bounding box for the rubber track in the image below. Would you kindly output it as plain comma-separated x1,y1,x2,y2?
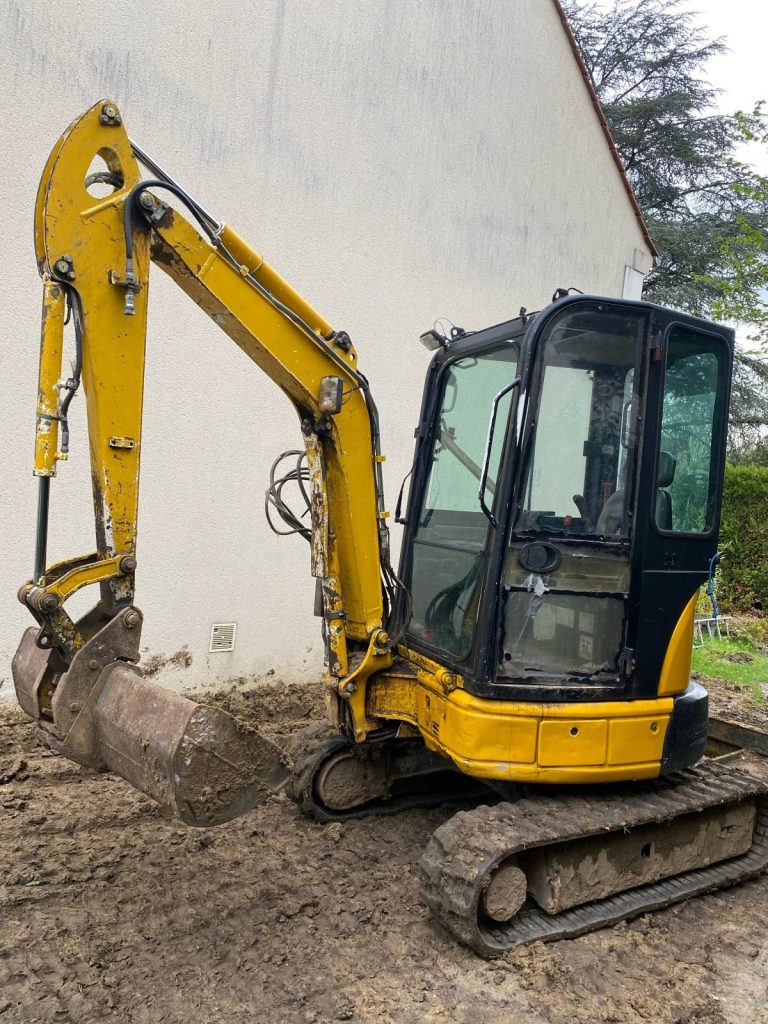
285,721,489,823
420,760,768,958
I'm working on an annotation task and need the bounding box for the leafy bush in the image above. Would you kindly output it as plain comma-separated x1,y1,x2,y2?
729,615,768,652
718,465,768,611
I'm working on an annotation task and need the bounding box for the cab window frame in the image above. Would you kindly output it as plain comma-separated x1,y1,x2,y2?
403,336,522,664
652,321,731,541
509,302,648,543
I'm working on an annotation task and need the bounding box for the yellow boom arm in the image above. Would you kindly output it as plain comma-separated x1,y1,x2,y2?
18,99,395,746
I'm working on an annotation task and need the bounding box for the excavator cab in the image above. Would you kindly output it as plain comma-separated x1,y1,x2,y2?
401,297,731,754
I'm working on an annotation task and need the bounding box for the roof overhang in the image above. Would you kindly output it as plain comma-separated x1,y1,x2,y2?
552,0,658,258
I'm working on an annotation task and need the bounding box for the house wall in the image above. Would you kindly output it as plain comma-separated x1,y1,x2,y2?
0,0,651,695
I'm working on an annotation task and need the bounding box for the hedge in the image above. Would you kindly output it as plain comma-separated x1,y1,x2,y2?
718,464,768,612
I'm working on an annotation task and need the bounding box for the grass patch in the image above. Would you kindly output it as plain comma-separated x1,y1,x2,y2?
691,635,767,703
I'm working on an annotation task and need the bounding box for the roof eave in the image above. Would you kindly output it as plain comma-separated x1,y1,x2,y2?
552,0,658,258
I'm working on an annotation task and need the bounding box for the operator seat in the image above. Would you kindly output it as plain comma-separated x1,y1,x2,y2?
595,450,676,535
595,488,624,536
655,450,676,530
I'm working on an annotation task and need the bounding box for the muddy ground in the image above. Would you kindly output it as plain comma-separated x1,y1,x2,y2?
707,675,768,732
1,680,767,1024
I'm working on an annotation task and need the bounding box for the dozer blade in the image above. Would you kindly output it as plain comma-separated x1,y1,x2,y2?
12,617,287,827
420,759,768,957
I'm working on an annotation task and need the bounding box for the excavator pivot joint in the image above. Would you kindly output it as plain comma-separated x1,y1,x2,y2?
99,102,122,126
52,255,75,281
119,555,138,575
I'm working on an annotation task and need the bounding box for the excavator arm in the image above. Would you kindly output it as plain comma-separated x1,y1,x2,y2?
13,99,397,822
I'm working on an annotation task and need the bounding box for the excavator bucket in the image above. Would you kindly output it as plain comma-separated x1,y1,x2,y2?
12,615,287,827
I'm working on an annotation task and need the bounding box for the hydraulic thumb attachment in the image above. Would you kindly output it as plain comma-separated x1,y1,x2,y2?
13,611,287,827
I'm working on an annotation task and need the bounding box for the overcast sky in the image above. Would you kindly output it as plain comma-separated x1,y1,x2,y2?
680,0,768,172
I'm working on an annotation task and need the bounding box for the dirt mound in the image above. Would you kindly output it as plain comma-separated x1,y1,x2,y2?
724,651,755,664
1,683,767,1024
190,677,326,746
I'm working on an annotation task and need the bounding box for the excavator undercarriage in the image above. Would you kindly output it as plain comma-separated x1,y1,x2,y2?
421,761,768,956
286,726,768,955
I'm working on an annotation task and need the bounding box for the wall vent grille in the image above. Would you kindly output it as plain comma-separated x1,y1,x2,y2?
209,622,237,653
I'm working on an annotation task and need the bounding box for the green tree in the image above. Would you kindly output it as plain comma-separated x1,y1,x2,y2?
563,0,768,460
708,159,768,346
728,348,768,463
562,0,765,311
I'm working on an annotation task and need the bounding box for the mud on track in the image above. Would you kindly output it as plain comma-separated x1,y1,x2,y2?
2,680,768,1024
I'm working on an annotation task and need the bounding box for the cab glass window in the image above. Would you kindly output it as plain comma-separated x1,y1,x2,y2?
655,326,729,534
501,305,644,683
407,344,520,658
513,306,646,538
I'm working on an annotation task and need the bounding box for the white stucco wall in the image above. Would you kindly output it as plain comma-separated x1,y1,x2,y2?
0,0,651,695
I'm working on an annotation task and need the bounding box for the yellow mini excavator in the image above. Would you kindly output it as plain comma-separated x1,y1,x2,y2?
13,101,768,956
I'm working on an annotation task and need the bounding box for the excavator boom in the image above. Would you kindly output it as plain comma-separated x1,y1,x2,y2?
14,99,397,823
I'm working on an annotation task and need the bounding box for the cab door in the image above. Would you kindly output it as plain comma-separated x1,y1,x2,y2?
497,300,647,697
629,316,733,698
